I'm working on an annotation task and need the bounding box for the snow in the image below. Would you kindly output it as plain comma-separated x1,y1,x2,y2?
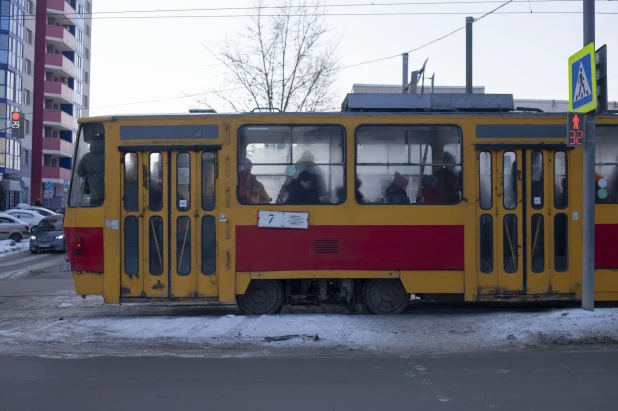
0,239,29,258
0,297,617,359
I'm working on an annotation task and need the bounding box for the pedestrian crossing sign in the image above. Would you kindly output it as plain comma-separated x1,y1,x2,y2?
568,42,597,113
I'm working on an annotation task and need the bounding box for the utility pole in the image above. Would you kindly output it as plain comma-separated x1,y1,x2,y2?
402,53,409,93
582,0,595,311
466,16,474,93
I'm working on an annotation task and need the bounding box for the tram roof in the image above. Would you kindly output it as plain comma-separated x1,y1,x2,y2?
81,93,617,123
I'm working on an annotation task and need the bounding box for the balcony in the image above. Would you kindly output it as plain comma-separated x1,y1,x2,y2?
45,53,76,78
44,81,74,104
43,137,73,158
43,110,74,131
42,166,72,181
47,0,78,26
46,25,77,52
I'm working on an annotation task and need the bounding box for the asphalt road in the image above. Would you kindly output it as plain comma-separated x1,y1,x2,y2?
1,350,617,411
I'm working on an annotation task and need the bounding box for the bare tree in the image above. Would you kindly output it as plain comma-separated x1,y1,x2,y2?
205,0,341,112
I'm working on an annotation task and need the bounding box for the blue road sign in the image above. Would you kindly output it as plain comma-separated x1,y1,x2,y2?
568,42,597,113
44,181,52,190
19,180,25,189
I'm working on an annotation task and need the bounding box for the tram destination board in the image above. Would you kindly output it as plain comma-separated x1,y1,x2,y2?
567,112,585,147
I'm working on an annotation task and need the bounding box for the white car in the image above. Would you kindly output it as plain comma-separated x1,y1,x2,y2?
15,204,58,217
24,206,58,217
5,209,45,231
0,212,31,242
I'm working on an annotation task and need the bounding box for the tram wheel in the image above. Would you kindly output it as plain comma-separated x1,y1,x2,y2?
362,279,410,315
237,280,285,315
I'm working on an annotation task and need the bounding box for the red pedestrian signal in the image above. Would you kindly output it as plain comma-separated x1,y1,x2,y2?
567,112,585,147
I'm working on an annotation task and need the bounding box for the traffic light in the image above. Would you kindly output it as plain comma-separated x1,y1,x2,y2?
595,44,608,115
10,111,24,138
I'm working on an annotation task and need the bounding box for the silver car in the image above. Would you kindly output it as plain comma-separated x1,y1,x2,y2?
0,213,31,242
30,216,66,253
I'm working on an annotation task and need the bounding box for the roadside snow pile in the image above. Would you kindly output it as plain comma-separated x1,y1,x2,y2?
0,239,29,257
1,304,617,358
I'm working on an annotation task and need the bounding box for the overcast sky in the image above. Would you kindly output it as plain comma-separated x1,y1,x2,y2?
88,0,618,116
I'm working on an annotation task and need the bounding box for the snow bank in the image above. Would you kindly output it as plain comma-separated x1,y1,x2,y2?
1,303,617,359
0,239,29,258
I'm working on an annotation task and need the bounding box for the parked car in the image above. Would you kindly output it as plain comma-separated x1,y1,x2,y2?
30,215,66,253
27,206,59,217
5,209,45,232
0,212,31,242
15,204,58,217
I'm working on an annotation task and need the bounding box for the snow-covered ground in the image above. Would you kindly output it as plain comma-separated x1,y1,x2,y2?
1,292,617,359
0,238,29,258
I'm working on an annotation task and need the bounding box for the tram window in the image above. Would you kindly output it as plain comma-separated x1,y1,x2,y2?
201,152,216,211
238,125,345,205
177,152,191,211
123,153,138,212
531,214,544,273
201,216,216,275
503,214,518,273
149,153,163,212
595,126,618,204
479,151,492,210
503,152,517,210
554,152,568,209
124,216,139,277
355,125,462,205
176,216,191,276
554,213,568,272
531,151,543,209
479,214,493,274
70,123,105,207
149,216,164,276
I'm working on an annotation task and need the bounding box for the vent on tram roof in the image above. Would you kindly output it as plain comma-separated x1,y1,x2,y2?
313,239,341,256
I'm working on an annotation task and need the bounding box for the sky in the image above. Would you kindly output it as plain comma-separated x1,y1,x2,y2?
88,0,618,116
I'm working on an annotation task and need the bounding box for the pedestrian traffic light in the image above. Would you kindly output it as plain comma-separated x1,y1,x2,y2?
595,44,608,115
567,112,585,147
10,111,24,138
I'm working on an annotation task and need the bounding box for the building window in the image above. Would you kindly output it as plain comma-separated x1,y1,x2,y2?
86,1,92,13
84,95,89,108
26,29,32,45
85,47,90,61
24,59,31,75
355,125,462,205
25,119,29,135
84,71,89,84
27,1,34,15
86,24,90,37
22,149,28,165
24,89,30,105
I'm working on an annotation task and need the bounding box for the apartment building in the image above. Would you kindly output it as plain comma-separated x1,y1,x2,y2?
0,0,92,210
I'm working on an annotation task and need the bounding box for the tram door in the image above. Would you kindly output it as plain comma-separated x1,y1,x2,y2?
476,149,573,296
120,150,219,298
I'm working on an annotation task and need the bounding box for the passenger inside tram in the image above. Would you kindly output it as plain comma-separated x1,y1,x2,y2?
284,170,321,204
384,172,411,204
277,150,328,204
76,125,105,206
238,157,271,204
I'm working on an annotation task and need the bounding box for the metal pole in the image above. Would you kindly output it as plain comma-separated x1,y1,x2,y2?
466,16,474,93
582,0,595,311
402,53,409,93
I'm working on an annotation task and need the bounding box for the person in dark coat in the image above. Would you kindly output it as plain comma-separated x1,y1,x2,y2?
385,172,410,204
33,198,42,207
285,171,320,204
